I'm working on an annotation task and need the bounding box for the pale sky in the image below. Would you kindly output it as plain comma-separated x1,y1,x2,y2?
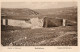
1,0,77,2
1,2,77,9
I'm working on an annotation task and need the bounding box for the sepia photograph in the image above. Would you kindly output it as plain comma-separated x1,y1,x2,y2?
1,2,77,46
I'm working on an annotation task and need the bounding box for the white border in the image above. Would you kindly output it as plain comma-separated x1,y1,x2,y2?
0,0,79,52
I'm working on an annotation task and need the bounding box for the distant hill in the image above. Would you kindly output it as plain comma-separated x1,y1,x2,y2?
34,7,77,21
1,8,40,20
1,7,77,21
1,8,39,16
34,7,77,15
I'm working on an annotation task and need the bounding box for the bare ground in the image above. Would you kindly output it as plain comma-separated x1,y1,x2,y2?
1,26,77,46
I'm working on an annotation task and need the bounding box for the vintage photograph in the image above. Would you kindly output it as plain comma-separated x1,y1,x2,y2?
1,2,77,46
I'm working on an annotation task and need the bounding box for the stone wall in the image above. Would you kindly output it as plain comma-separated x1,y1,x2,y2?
2,18,44,29
2,19,31,28
30,17,44,29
